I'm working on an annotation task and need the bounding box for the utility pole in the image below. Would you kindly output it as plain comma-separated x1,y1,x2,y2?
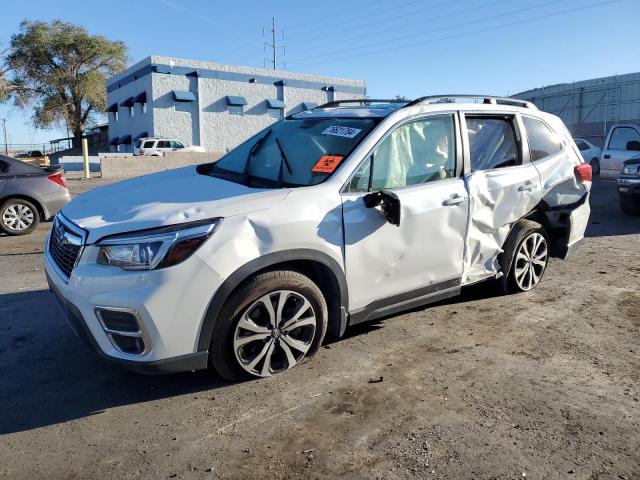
264,17,285,70
2,119,7,155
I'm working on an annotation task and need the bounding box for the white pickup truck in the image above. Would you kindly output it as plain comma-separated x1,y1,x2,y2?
134,137,206,156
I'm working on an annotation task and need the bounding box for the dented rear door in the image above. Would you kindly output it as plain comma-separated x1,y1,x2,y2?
461,113,543,285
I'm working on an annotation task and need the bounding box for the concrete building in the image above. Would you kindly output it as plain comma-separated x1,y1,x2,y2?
106,55,367,153
513,72,640,147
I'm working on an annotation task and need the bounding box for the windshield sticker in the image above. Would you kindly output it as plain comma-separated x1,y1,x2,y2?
321,126,362,138
312,155,344,173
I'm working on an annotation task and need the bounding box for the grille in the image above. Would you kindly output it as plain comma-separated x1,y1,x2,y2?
49,218,83,278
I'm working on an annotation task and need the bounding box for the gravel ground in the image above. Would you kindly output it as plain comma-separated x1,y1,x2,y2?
0,177,638,480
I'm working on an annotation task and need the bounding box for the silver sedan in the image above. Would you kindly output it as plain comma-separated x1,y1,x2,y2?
0,155,71,236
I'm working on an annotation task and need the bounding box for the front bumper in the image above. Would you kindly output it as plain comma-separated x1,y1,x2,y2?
618,177,640,197
44,234,225,374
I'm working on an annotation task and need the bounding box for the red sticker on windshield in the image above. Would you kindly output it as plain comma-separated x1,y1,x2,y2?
312,155,344,173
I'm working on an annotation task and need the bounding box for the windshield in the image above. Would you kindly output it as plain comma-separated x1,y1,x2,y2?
200,117,378,188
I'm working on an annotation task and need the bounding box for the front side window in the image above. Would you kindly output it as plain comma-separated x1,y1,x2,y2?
608,127,640,150
204,117,378,188
522,116,563,161
171,141,184,149
466,117,520,171
361,115,456,191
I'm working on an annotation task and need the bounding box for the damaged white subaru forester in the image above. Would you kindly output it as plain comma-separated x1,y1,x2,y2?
45,96,592,380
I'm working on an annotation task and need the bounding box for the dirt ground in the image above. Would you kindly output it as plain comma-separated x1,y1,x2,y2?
0,177,638,480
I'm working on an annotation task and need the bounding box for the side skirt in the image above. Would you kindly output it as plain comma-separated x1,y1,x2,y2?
348,278,461,326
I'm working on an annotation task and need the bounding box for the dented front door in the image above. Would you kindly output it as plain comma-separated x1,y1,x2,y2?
341,113,467,312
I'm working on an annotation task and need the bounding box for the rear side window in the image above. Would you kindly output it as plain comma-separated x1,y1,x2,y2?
466,117,520,171
143,141,155,148
157,141,171,148
608,127,640,150
522,117,563,161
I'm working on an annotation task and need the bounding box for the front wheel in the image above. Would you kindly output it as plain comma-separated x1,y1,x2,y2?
620,195,640,215
210,270,328,381
500,220,549,293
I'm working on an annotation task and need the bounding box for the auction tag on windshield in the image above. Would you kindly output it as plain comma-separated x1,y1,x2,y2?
312,155,344,173
321,126,362,138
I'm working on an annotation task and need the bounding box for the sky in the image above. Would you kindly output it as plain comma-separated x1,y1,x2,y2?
1,0,639,145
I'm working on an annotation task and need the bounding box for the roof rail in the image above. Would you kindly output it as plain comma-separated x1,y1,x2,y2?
315,99,405,109
404,95,538,109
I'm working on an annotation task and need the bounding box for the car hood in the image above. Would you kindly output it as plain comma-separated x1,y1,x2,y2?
62,166,290,242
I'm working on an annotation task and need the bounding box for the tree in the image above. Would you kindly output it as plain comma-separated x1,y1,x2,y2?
7,20,127,147
392,95,410,103
0,47,15,102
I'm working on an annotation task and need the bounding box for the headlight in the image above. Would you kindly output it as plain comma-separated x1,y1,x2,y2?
622,164,640,175
96,218,220,270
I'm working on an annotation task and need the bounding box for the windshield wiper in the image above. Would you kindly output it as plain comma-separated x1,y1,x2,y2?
243,128,273,183
275,137,293,186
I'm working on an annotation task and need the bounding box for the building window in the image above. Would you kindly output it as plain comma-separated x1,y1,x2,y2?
114,111,119,122
130,106,134,117
229,105,244,116
142,103,147,114
268,108,283,120
175,101,191,113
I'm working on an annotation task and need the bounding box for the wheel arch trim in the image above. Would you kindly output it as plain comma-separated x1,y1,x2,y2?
196,249,348,352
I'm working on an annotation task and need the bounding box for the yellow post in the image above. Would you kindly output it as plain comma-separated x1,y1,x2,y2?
82,137,90,179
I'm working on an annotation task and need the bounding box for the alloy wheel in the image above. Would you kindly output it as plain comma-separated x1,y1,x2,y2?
514,232,548,291
233,290,317,377
2,204,35,232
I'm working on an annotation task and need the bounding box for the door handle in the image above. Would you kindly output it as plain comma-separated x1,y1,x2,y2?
443,194,466,206
604,154,611,159
518,183,535,192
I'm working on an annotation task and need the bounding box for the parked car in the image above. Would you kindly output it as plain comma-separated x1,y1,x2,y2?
45,95,591,380
573,138,601,175
134,137,206,156
14,150,50,167
600,124,640,180
0,155,71,235
618,158,640,215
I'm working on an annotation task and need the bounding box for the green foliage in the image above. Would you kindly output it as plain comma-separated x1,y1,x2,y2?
6,20,127,141
392,95,410,103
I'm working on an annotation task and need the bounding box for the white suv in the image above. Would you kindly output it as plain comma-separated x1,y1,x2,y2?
45,96,592,380
134,137,206,156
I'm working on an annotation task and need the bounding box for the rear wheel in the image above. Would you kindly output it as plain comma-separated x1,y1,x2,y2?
499,220,549,293
210,270,328,381
0,198,40,236
620,195,640,215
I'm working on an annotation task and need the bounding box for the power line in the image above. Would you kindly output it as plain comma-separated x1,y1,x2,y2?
287,0,567,63
287,0,622,69
282,0,387,34
286,0,511,56
285,0,436,41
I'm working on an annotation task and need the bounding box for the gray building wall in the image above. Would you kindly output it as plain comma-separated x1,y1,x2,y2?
106,56,367,153
513,72,640,147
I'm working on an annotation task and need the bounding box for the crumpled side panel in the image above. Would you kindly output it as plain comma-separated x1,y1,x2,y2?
462,165,543,285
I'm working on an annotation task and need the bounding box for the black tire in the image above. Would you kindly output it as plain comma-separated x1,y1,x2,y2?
620,195,640,215
209,270,328,382
591,158,600,176
0,198,40,236
498,220,549,294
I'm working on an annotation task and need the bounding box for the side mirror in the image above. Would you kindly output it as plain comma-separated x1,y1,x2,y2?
626,140,640,151
363,190,401,226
